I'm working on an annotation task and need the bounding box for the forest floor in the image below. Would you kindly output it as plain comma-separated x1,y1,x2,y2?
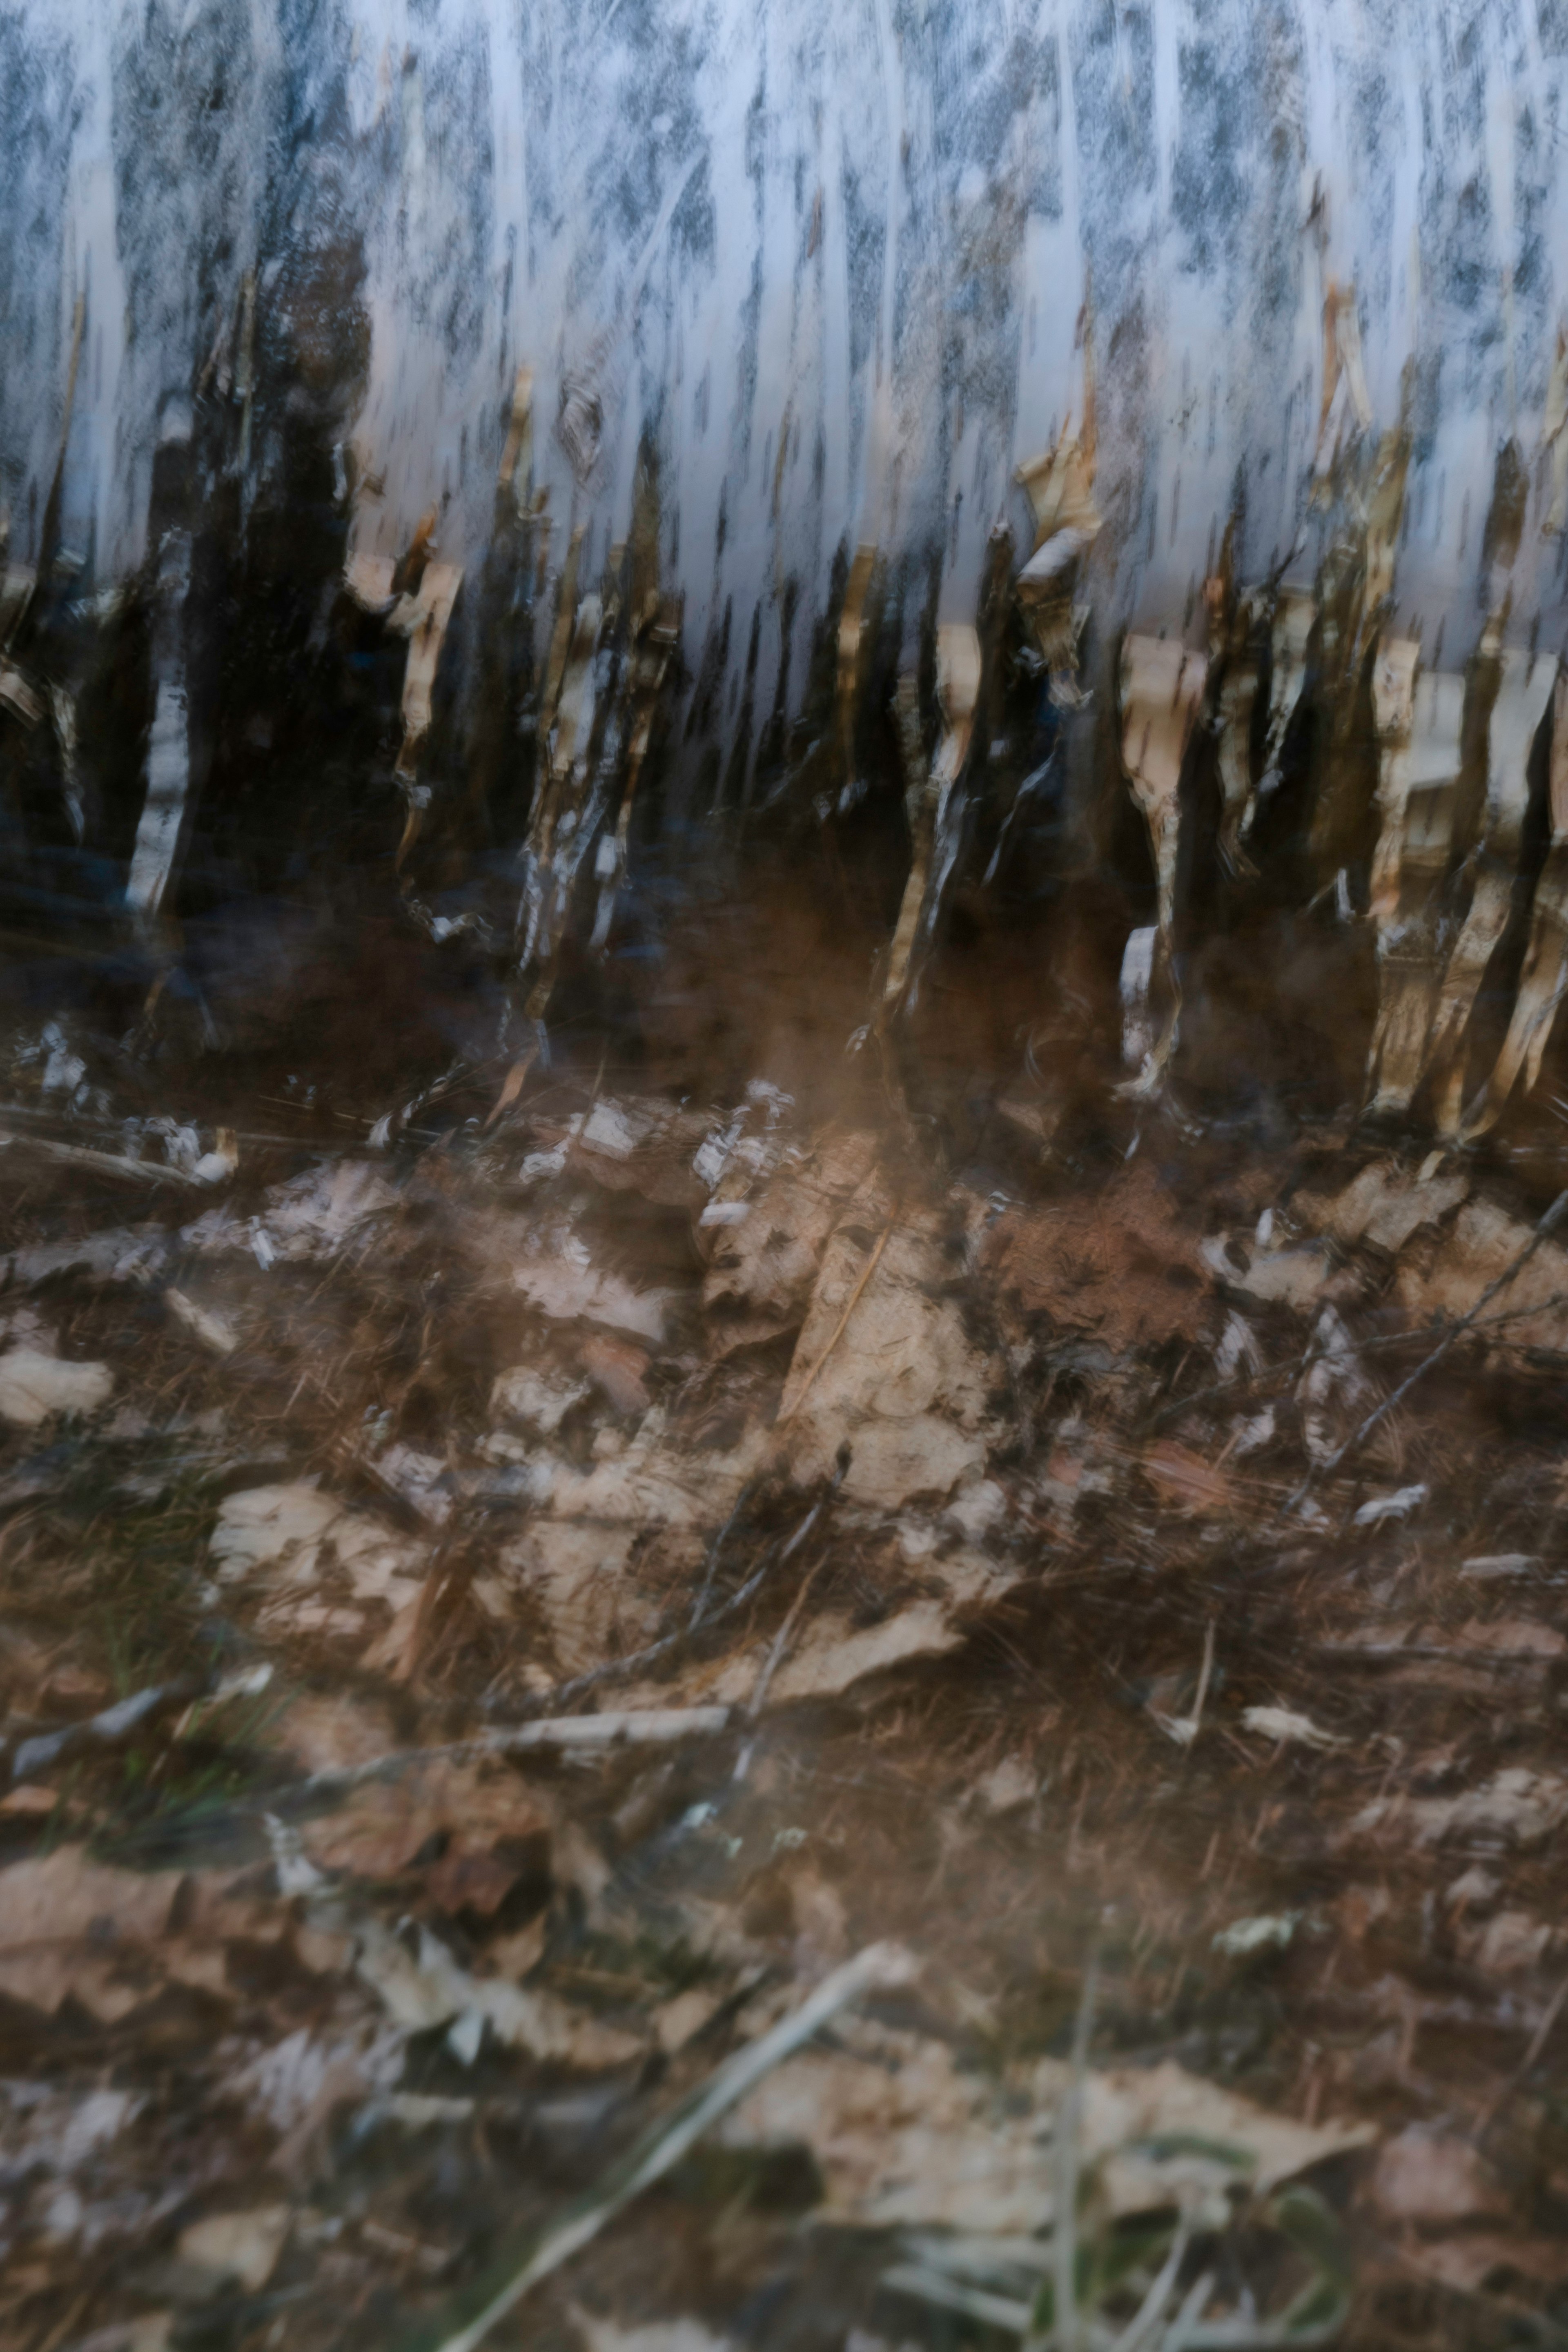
2,943,1568,2352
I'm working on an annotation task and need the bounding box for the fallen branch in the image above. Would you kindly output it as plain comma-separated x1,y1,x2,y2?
399,1940,916,2352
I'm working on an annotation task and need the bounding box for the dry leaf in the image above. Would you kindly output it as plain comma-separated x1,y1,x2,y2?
512,1253,675,1343
1242,1706,1343,1750
300,1756,548,1893
1395,1198,1568,1355
176,2206,290,2293
0,1848,178,2015
0,1348,112,1426
703,1130,878,1354
1352,1767,1568,1849
1369,2127,1507,2228
712,1600,964,1708
720,2027,1054,2232
1296,1160,1469,1255
210,1483,426,1609
165,1287,239,1356
1411,2233,1568,2292
353,1918,641,2069
781,1210,996,1505
579,1334,652,1415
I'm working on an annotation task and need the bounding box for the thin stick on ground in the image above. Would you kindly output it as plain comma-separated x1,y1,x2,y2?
732,1550,831,1783
1183,1618,1216,1760
0,1127,206,1188
401,1940,917,2352
267,1709,736,1827
1478,1963,1568,2135
1283,1187,1568,1517
1151,1284,1568,1432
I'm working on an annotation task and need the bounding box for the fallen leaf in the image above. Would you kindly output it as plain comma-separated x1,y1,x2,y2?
1242,1705,1343,1750
1369,2127,1507,2228
720,2026,1054,2232
1352,1767,1568,1849
1298,1305,1378,1468
1213,1913,1303,1957
1236,1245,1342,1312
1353,1483,1428,1527
1411,2233,1568,2291
353,1918,642,2069
0,1783,63,1815
1456,1618,1567,1658
566,1095,713,1211
185,1159,398,1265
272,1690,403,1775
0,1848,178,2015
1458,1909,1559,1976
176,2206,290,2293
210,1482,426,1608
513,1254,675,1343
490,1365,590,1434
713,1599,966,1707
1395,1197,1568,1355
723,2027,1370,2234
1296,1160,1469,1255
703,1130,878,1353
781,1210,997,1506
300,1756,548,1893
579,1333,652,1415
973,1756,1038,1816
165,1287,239,1356
654,1989,726,2056
0,1347,112,1426
1055,2056,1374,2212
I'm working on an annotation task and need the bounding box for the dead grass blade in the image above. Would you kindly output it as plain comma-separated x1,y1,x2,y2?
399,1942,917,2352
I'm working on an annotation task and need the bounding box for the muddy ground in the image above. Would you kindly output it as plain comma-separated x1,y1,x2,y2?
2,885,1568,2352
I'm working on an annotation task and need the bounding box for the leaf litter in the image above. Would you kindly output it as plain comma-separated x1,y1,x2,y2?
3,1045,1568,2352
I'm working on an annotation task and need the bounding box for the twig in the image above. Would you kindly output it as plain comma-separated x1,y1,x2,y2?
512,1473,842,1718
514,1545,779,1715
1284,1188,1568,1516
280,1708,733,1815
401,1941,917,2352
777,1209,897,1424
1520,1964,1568,2074
0,1127,205,1189
1478,1963,1568,2134
744,1552,828,1721
731,1551,831,1781
1151,1284,1568,1430
1185,1619,1216,1756
688,1477,757,1631
6,1677,203,1780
